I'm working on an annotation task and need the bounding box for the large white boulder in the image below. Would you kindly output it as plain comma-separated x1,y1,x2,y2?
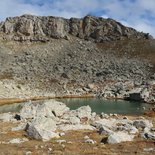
26,117,59,141
61,105,92,123
20,100,69,119
92,118,117,129
76,106,92,119
107,132,135,144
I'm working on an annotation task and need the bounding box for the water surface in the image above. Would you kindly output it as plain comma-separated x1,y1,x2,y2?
0,98,152,115
60,98,152,115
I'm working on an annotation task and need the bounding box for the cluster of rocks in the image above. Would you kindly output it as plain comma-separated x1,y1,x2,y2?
0,14,151,42
0,100,154,144
0,37,154,99
96,80,155,103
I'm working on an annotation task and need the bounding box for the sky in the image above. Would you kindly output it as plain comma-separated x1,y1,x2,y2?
0,0,155,37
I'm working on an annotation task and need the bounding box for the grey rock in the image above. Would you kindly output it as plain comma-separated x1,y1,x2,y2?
58,124,95,131
12,123,27,131
20,100,69,120
0,112,15,122
56,139,67,144
85,139,96,144
9,138,28,144
142,127,155,140
143,148,154,152
133,119,153,129
69,116,81,124
76,105,92,120
0,15,150,42
99,126,114,135
26,117,59,141
107,132,135,144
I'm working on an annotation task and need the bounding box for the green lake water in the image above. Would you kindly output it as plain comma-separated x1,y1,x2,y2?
0,98,153,115
60,98,152,115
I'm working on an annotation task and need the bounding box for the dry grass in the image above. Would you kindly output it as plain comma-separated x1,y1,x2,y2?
0,120,155,155
97,38,155,65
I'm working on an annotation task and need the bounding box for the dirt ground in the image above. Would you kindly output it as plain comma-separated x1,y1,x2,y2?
0,114,155,155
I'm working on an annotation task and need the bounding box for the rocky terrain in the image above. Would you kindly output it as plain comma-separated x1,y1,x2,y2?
0,99,155,155
0,14,155,101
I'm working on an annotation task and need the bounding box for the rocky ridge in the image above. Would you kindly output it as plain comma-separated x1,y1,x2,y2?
0,14,151,42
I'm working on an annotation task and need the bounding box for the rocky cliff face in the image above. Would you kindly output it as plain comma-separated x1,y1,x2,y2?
0,14,151,42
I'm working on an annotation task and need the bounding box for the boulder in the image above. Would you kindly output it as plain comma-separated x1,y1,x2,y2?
92,118,117,129
142,127,155,140
99,126,114,135
107,132,135,144
127,87,150,102
76,106,92,120
0,112,14,122
129,93,143,101
69,116,81,124
58,124,95,131
9,138,28,144
12,123,27,131
133,119,153,129
20,100,69,119
26,117,59,141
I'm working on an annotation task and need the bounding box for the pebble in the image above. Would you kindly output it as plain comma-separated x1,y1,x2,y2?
56,140,67,144
25,151,32,155
143,148,154,152
59,132,65,136
85,139,96,144
84,135,90,139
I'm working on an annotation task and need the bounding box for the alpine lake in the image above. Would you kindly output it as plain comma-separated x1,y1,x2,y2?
0,98,153,115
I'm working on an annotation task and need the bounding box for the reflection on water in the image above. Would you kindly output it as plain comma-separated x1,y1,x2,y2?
0,98,153,115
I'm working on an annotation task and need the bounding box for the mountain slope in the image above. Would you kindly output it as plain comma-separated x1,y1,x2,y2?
0,15,155,100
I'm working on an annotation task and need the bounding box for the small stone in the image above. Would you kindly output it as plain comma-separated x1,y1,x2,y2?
84,135,90,139
40,145,44,148
48,148,52,151
25,151,32,155
61,144,65,148
59,132,65,137
85,139,96,144
143,148,154,152
56,140,67,144
9,138,28,144
35,145,39,149
123,116,128,119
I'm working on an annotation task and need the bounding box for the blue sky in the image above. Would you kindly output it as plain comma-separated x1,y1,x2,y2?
0,0,155,37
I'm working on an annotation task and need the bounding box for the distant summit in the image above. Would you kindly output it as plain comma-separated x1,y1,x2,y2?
0,14,152,42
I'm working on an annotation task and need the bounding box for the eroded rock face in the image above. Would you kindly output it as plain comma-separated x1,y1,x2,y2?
0,14,151,42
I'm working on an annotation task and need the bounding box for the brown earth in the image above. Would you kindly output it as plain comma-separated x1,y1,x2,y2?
0,114,155,155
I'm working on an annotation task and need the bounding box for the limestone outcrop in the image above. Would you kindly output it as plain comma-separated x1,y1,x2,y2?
0,14,151,42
